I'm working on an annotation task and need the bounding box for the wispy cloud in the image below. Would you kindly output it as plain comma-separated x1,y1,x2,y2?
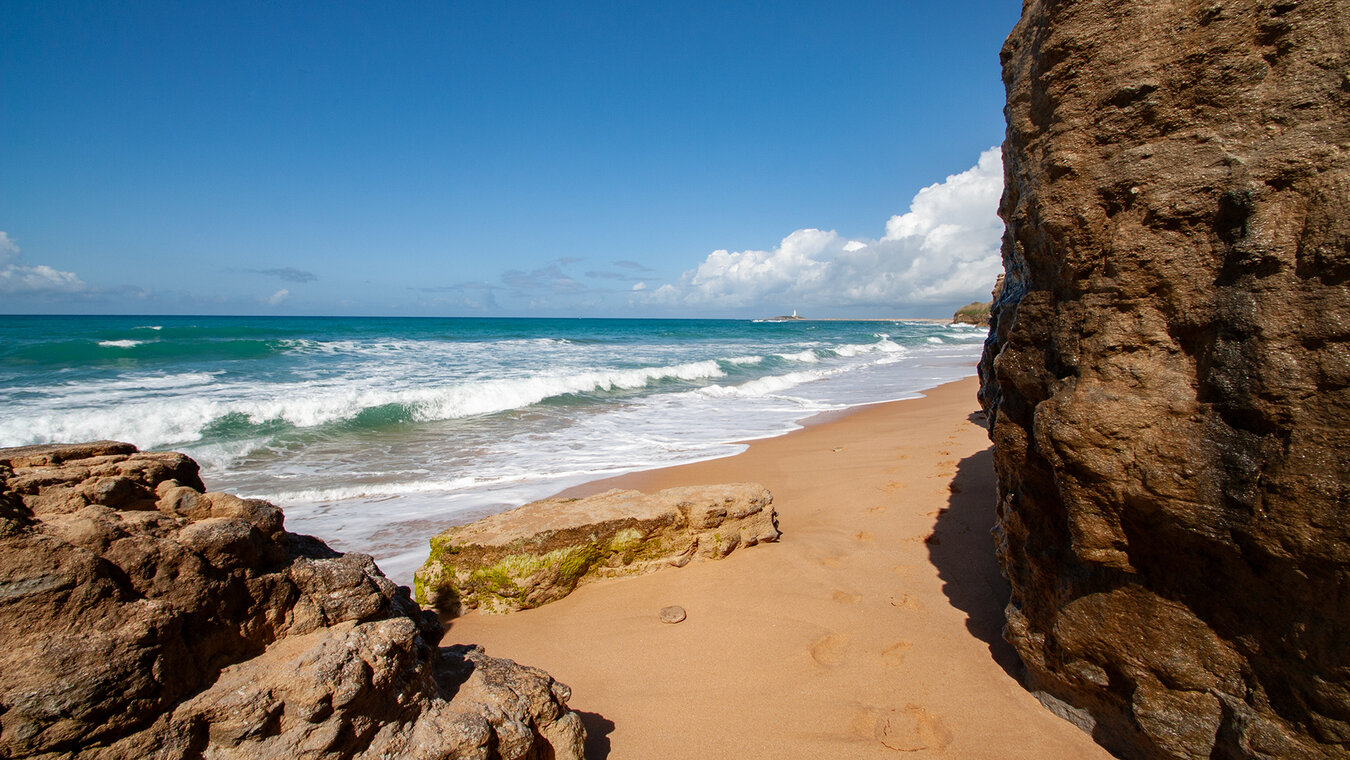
268,288,290,305
585,259,657,284
0,232,86,295
642,148,1004,313
501,262,584,294
251,267,317,283
411,282,502,310
585,270,634,281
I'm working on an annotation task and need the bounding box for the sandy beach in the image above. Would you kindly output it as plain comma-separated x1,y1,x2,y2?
444,376,1114,759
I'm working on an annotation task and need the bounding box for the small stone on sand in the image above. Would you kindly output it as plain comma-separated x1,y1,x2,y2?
658,605,687,624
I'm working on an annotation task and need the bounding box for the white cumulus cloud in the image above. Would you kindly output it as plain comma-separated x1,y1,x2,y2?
642,148,1004,313
268,288,290,305
0,232,87,294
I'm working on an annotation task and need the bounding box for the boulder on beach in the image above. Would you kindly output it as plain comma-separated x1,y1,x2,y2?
0,441,585,759
415,484,779,614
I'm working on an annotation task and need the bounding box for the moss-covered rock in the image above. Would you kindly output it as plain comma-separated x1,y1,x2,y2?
952,301,991,325
415,484,778,615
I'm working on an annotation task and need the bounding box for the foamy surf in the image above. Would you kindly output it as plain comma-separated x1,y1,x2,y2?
0,314,988,584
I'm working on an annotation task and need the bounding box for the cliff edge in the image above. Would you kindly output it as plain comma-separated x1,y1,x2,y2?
0,442,584,759
980,1,1349,758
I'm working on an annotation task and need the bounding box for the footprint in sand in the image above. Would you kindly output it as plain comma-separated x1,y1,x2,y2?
891,563,911,576
809,633,850,666
816,554,844,568
866,504,888,514
929,462,958,479
854,531,875,542
882,640,912,668
889,593,924,611
878,480,906,492
832,590,862,605
851,704,953,754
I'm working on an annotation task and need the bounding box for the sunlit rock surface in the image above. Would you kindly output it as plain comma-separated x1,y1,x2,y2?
416,484,778,614
0,442,584,759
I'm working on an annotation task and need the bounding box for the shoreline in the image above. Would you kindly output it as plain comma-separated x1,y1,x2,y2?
757,317,955,323
443,376,1113,759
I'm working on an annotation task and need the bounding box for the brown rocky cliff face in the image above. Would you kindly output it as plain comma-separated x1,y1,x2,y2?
980,1,1349,758
0,442,584,759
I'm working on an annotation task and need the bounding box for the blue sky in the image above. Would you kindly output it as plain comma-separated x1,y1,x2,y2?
2,1,1019,318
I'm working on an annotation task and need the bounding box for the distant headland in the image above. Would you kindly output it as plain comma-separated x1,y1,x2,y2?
757,310,950,324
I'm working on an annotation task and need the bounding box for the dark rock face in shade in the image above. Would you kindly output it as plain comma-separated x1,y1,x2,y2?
0,442,585,759
979,0,1350,757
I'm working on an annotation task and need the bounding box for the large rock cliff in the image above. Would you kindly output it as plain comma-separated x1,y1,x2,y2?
0,442,585,759
980,1,1349,757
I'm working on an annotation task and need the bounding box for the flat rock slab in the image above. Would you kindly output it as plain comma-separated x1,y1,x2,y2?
415,484,778,614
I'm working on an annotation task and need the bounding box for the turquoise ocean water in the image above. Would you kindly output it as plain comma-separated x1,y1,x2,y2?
0,315,986,583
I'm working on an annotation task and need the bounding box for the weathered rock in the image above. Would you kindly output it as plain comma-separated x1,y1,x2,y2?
415,484,778,614
981,1,1349,758
0,442,585,759
657,605,687,624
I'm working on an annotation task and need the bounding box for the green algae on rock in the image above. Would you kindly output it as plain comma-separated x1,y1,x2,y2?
415,484,778,614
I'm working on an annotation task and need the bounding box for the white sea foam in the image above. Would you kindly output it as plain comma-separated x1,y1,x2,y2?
39,372,219,395
254,476,484,504
0,359,729,449
832,338,904,357
97,339,143,348
697,369,838,399
943,330,984,341
776,349,821,363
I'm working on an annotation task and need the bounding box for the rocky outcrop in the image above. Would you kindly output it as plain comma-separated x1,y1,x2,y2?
416,484,778,614
979,1,1350,758
0,442,585,759
952,301,991,325
954,276,1006,325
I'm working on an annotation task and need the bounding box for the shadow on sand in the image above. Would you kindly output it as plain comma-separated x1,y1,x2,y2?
578,710,615,759
926,435,1022,679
